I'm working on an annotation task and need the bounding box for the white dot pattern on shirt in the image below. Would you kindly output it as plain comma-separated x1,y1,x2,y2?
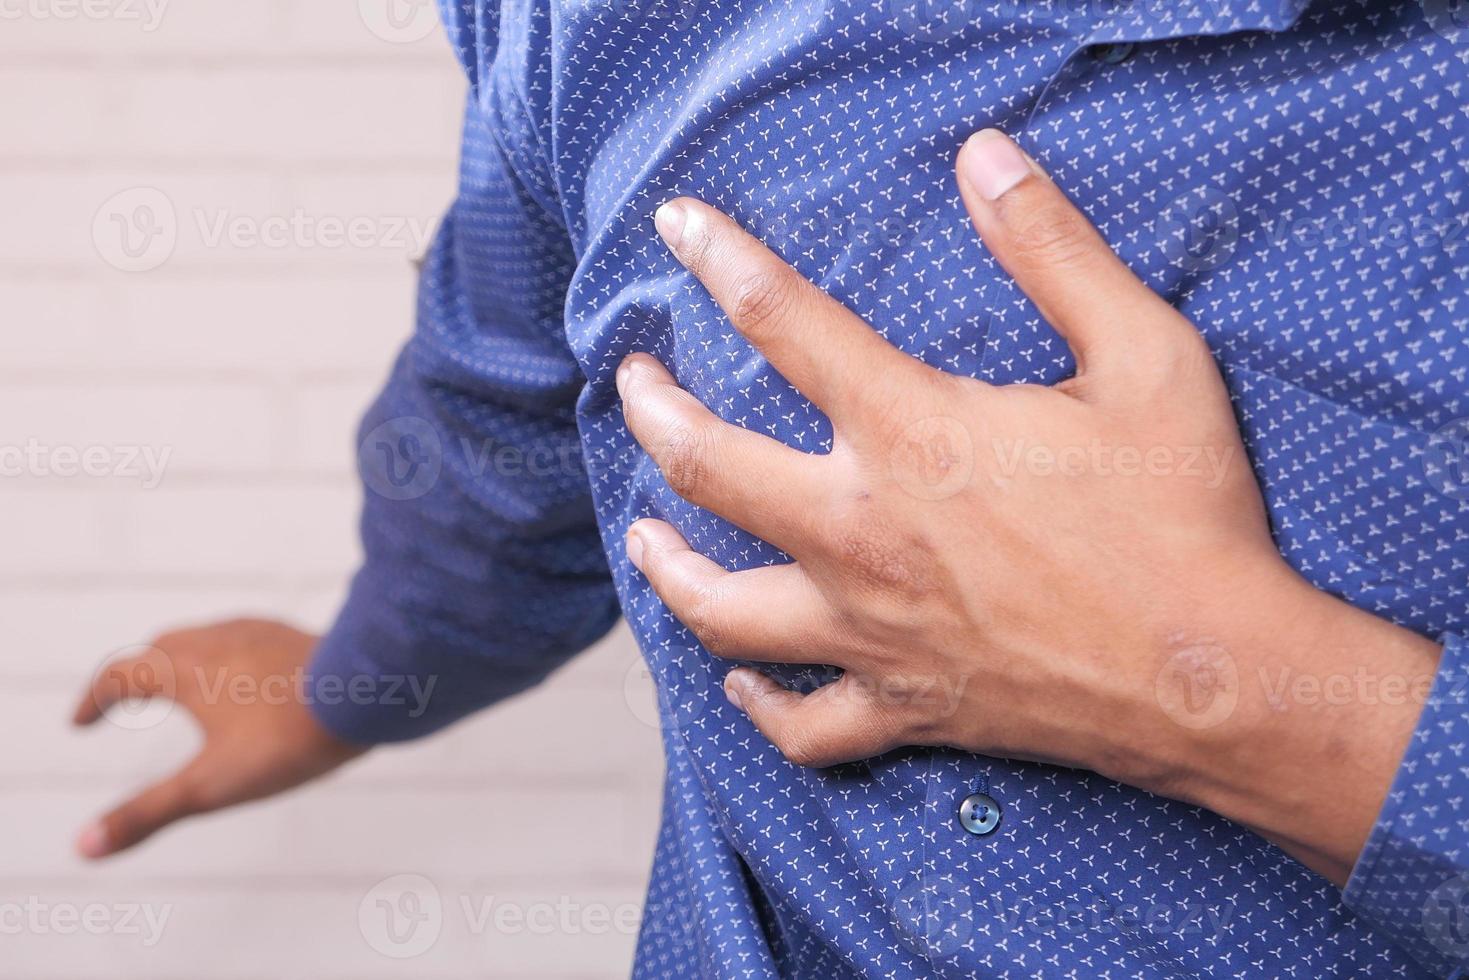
418,0,1469,975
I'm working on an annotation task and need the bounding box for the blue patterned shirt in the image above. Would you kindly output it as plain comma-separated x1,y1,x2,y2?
310,0,1469,974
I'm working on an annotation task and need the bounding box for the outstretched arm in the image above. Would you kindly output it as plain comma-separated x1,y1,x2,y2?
72,92,616,856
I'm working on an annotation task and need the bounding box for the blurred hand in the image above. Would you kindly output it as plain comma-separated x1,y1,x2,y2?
72,619,366,859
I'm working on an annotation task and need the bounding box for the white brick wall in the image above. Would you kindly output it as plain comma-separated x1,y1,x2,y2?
2,3,662,976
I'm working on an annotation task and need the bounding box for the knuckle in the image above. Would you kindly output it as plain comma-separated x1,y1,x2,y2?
684,586,735,657
619,387,655,436
731,269,799,337
829,509,916,595
883,411,975,486
838,535,909,593
861,381,926,445
655,422,715,500
1007,202,1096,269
775,728,830,768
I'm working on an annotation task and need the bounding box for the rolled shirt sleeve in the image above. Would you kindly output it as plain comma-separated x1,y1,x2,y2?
305,85,620,745
1344,632,1469,977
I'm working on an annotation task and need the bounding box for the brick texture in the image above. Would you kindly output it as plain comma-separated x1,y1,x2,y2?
3,4,660,976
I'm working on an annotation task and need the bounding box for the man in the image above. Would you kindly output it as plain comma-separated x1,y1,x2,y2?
74,0,1469,976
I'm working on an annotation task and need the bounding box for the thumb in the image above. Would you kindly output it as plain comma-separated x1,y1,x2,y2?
955,129,1195,382
724,669,899,768
77,758,208,859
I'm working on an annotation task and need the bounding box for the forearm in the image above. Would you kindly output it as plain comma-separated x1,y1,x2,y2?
309,332,619,744
1148,570,1443,885
309,93,620,743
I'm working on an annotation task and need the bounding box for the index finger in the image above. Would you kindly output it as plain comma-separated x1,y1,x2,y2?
954,129,1200,382
74,647,175,726
653,197,923,426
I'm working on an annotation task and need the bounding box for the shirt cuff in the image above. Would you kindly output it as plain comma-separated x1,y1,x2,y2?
304,568,458,746
304,564,611,746
1344,631,1469,978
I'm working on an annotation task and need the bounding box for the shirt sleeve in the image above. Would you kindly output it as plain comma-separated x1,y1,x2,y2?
1343,631,1469,978
304,88,619,745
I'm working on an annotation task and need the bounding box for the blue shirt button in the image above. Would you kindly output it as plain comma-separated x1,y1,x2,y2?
1088,42,1137,65
958,792,1002,836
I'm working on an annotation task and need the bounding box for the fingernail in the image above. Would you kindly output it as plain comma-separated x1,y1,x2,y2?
625,529,645,571
960,129,1034,201
616,359,634,398
76,821,108,859
723,674,745,711
654,201,687,249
